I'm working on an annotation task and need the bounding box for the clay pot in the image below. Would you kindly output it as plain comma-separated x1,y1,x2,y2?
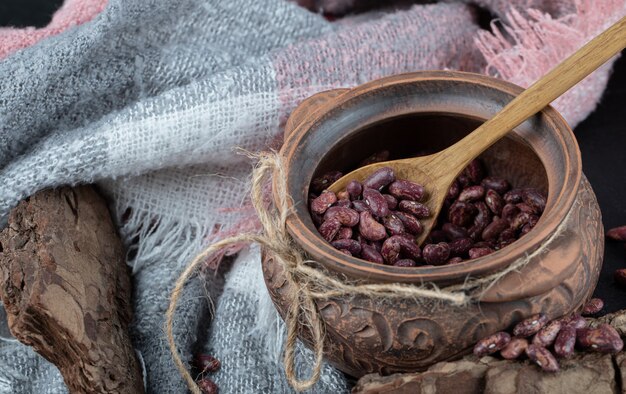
261,71,603,377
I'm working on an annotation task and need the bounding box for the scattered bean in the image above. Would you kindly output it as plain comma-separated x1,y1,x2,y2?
359,211,387,241
197,378,219,394
581,298,604,316
512,313,549,337
500,337,528,360
363,167,395,191
577,324,624,353
607,225,626,241
554,325,576,358
323,206,359,227
614,268,626,287
195,354,221,373
473,331,511,356
398,200,430,218
526,344,559,372
533,320,562,347
310,191,337,214
388,180,425,201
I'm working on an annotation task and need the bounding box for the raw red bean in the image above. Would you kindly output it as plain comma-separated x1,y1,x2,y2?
311,171,343,194
533,320,562,347
512,313,549,337
388,180,425,201
398,200,430,218
500,337,528,360
323,206,359,227
383,194,398,210
359,150,390,166
482,217,509,241
472,202,492,232
577,324,624,353
522,189,546,213
195,354,221,373
520,224,532,235
504,189,524,204
447,257,464,264
197,378,219,394
398,237,422,261
331,239,361,255
581,298,604,316
510,211,532,230
361,244,384,264
381,236,402,264
442,223,468,240
346,180,363,199
458,185,485,202
318,218,342,241
485,189,504,215
363,167,395,191
337,191,350,201
447,180,461,200
516,203,535,214
554,325,576,358
614,268,626,287
526,344,559,372
468,247,493,259
481,177,511,194
383,214,405,235
501,203,521,221
370,240,383,252
607,225,626,241
464,159,485,184
336,227,353,240
336,199,351,208
359,211,387,241
352,200,370,213
310,191,337,214
394,212,423,235
448,201,477,227
561,314,588,330
363,188,390,217
498,227,516,242
394,259,417,267
473,331,511,356
449,237,473,256
422,242,450,265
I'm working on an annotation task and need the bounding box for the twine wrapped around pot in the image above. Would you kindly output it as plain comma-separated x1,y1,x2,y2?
166,151,570,393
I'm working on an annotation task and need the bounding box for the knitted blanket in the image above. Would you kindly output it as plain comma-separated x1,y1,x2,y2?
0,0,624,392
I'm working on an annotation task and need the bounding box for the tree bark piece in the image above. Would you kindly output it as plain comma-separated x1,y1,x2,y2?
0,186,144,394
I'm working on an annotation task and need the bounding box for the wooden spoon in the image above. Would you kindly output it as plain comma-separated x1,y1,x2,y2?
328,15,626,246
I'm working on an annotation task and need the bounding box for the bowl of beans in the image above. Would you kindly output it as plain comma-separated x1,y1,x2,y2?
262,71,603,377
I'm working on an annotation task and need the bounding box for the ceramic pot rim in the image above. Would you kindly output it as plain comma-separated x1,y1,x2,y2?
279,71,582,284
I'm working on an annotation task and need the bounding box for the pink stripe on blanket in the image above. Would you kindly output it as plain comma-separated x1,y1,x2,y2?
0,0,108,59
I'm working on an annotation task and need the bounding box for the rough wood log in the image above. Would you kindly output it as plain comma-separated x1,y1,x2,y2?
0,186,144,393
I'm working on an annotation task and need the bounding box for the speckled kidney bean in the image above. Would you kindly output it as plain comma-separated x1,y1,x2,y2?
311,171,343,194
533,320,562,347
361,244,384,264
498,227,516,242
363,167,395,191
394,212,423,235
561,314,588,330
449,237,473,256
388,180,425,201
442,223,468,240
383,194,398,210
526,344,559,372
370,240,383,252
512,313,549,337
473,331,511,356
336,199,351,208
522,189,546,213
510,211,532,230
482,217,509,241
359,211,387,241
503,188,524,204
468,247,493,259
614,268,626,287
607,225,626,241
581,298,604,316
448,201,477,227
398,200,430,218
577,324,624,353
310,191,337,214
500,337,528,360
394,259,417,267
554,325,576,358
318,218,341,242
381,236,403,264
331,239,361,255
463,159,484,184
352,200,370,213
516,203,535,214
398,237,422,261
359,150,390,166
323,206,359,227
501,203,520,221
346,180,363,199
481,176,511,194
485,189,504,215
422,242,450,265
383,214,405,235
447,180,461,200
363,188,390,217
458,185,485,202
336,227,353,240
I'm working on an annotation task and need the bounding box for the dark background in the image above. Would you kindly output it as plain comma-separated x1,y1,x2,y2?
2,2,626,311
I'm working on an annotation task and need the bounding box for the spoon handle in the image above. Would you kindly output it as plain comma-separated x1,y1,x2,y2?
433,15,626,173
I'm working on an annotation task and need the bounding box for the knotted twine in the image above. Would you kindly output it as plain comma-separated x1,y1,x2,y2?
166,151,571,393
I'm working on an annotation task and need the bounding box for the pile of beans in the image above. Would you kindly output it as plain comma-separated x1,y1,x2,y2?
473,298,622,372
193,353,220,393
605,226,626,287
309,153,547,266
